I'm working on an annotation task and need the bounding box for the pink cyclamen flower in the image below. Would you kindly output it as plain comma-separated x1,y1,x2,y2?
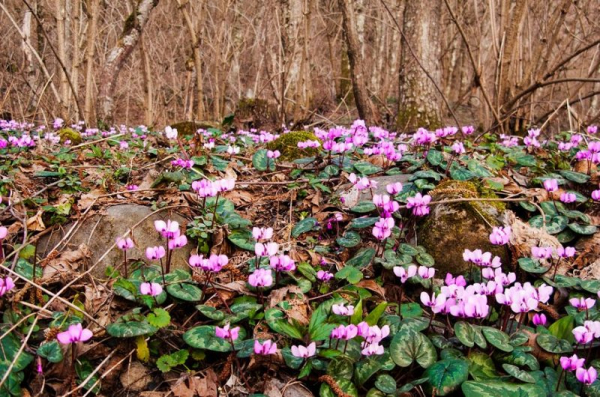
0,226,7,240
168,234,188,250
406,193,431,216
255,242,279,257
489,226,511,245
570,297,596,310
561,354,585,371
543,179,558,192
557,247,576,258
252,227,274,241
126,184,139,191
332,303,354,316
269,255,296,272
452,141,465,155
331,324,358,340
560,192,577,203
588,125,598,135
532,246,553,260
317,270,334,281
0,277,15,297
57,323,93,344
573,326,595,344
386,182,403,195
576,366,598,385
267,150,281,159
140,282,163,296
372,217,394,240
164,126,178,139
248,268,273,288
445,273,467,287
146,246,166,261
592,189,600,201
361,342,385,356
254,339,277,355
393,265,417,283
291,342,316,358
532,313,547,326
154,220,180,239
420,292,447,313
418,266,435,279
215,324,240,341
357,323,390,344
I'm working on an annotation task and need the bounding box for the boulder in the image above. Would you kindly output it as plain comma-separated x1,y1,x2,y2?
417,180,510,276
37,204,193,278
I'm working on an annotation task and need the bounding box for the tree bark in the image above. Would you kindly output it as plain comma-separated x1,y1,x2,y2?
397,0,442,131
97,0,158,126
84,0,99,125
338,0,379,125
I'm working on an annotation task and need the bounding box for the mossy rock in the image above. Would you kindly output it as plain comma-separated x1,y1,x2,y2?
417,179,509,276
265,131,321,161
170,121,220,137
234,97,279,130
58,128,82,145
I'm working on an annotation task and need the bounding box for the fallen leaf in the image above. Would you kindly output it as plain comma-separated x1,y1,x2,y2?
26,209,46,231
356,279,386,298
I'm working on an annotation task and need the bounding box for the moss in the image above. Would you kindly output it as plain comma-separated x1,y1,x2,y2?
266,131,321,161
170,121,219,137
58,128,82,145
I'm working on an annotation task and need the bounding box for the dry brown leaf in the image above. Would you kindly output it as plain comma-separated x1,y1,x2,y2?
26,209,46,231
79,189,104,210
356,280,386,298
224,189,254,206
171,378,195,397
268,285,309,325
42,244,92,282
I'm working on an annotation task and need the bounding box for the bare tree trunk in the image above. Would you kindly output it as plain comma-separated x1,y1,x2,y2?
56,0,69,119
280,0,307,121
498,0,527,105
140,34,153,126
397,0,442,130
177,0,205,121
70,0,81,118
338,0,379,124
84,0,99,125
97,0,158,125
21,4,38,112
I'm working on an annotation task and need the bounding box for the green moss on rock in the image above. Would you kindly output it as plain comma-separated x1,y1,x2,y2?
418,180,509,276
58,128,82,145
266,131,321,161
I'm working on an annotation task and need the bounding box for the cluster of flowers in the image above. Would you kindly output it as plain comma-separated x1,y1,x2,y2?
524,128,542,148
243,227,295,288
191,178,236,198
575,141,600,164
330,322,391,356
171,158,195,169
297,140,320,149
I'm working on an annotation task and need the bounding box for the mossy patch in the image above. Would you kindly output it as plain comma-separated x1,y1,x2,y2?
170,121,220,137
58,128,82,145
265,131,321,161
418,179,509,275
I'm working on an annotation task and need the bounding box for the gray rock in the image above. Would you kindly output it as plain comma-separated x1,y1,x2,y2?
37,204,193,278
340,174,412,208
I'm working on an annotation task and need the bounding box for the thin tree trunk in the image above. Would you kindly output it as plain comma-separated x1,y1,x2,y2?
84,0,99,125
21,4,38,112
338,0,379,124
70,0,81,118
140,34,153,126
56,0,69,119
397,0,442,130
97,0,158,125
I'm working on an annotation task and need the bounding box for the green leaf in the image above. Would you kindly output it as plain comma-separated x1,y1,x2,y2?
166,282,203,302
519,202,537,212
536,333,573,354
467,160,493,177
514,154,537,167
37,341,63,363
450,165,475,181
309,302,336,341
210,155,229,171
411,170,442,181
455,322,475,348
335,266,363,284
15,259,42,280
481,327,513,352
350,201,376,214
427,149,444,166
390,329,437,368
518,257,549,274
320,379,358,397
327,357,354,380
336,231,361,248
346,248,376,268
147,308,171,328
568,223,597,235
581,280,600,294
416,252,435,266
355,357,382,385
365,302,389,325
252,149,269,171
468,351,498,380
548,315,575,342
375,374,396,394
183,326,246,352
349,217,379,229
157,350,189,373
461,381,546,396
559,170,590,184
196,305,226,321
292,217,317,237
106,321,158,338
425,359,469,396
502,364,536,383
228,229,256,250
354,162,382,175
